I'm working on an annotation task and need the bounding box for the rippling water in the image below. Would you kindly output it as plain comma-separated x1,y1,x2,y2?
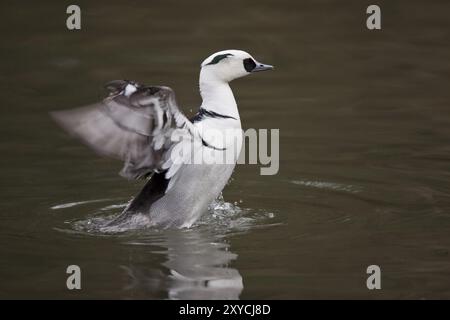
49,195,277,299
1,0,450,299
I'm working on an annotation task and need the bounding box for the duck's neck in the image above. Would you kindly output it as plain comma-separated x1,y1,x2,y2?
199,70,240,120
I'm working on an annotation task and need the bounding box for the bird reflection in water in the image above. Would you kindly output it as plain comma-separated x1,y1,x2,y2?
120,228,243,299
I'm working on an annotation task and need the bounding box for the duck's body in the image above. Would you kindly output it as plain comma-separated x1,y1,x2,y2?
125,163,236,228
52,50,272,228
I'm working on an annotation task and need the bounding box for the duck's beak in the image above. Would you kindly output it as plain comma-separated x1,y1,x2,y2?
252,62,274,72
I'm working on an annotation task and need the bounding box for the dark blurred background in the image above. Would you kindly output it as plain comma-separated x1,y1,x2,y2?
0,0,450,299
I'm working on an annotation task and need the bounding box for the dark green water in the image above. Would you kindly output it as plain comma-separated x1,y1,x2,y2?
1,0,450,299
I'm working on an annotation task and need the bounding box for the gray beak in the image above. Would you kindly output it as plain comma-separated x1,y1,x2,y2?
252,62,274,72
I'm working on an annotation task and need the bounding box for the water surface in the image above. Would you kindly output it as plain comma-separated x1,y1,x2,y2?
1,0,450,299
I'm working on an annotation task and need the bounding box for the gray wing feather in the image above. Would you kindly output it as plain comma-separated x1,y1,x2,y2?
51,81,195,180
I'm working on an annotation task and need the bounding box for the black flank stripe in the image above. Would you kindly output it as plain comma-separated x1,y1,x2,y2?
202,139,227,151
191,108,237,123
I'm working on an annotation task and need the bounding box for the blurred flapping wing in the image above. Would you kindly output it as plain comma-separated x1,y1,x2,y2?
51,80,196,180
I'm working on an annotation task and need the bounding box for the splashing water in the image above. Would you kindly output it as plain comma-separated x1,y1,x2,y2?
56,193,278,235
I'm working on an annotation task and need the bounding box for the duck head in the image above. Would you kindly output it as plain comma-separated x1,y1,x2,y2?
200,49,273,83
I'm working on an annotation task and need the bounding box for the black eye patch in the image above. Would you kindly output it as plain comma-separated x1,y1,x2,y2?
206,53,233,65
243,58,256,72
